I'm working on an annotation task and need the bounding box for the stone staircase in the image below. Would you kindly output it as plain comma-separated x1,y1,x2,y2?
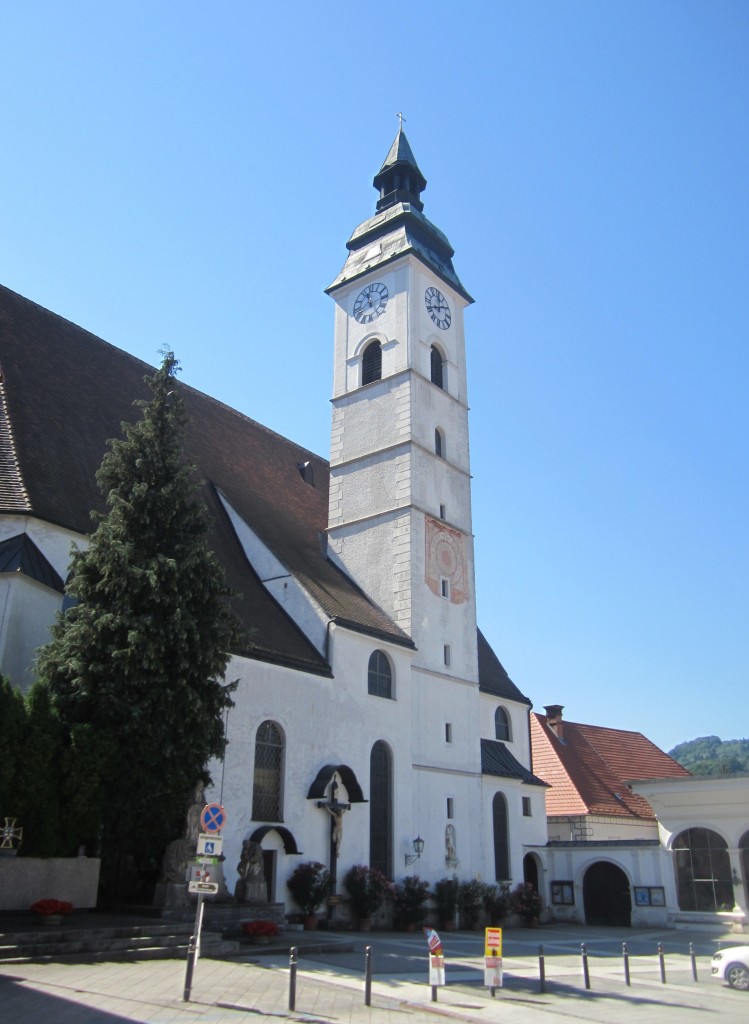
0,920,240,965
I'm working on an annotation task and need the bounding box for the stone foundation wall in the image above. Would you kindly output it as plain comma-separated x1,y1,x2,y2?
0,856,100,910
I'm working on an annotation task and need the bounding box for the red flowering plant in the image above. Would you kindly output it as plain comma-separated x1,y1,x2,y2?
30,899,73,917
241,919,280,938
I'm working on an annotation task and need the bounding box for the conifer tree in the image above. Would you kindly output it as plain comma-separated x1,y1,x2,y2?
38,353,238,899
0,675,25,820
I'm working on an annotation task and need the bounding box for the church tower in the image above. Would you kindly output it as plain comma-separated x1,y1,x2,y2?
326,128,479,687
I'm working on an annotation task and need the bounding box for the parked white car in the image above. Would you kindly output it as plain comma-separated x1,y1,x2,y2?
711,945,749,990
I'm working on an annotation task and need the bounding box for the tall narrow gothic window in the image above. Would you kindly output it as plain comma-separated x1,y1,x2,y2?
495,707,512,742
430,345,444,389
370,741,393,878
362,341,382,385
673,827,733,912
252,720,284,821
368,650,393,699
492,792,510,881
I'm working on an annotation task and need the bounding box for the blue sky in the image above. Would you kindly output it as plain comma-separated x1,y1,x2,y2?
1,2,746,752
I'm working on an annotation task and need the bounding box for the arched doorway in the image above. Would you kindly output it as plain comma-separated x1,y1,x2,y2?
741,830,749,909
523,853,539,892
583,862,631,926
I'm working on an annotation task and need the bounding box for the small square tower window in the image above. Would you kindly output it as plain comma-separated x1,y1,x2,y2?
522,797,532,817
439,504,446,520
443,644,451,667
440,577,450,599
445,722,453,743
446,797,454,819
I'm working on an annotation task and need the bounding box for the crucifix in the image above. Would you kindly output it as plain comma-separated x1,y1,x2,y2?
317,775,350,891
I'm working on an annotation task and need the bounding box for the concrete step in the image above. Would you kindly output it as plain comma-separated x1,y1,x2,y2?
0,923,240,964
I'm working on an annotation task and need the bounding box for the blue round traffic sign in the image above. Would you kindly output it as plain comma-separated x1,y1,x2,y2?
200,802,226,833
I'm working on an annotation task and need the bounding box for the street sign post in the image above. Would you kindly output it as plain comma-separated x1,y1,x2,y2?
184,805,228,1002
484,927,503,993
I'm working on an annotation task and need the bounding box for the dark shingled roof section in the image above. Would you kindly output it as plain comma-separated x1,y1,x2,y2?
0,284,413,674
481,738,548,786
477,628,531,705
0,533,64,593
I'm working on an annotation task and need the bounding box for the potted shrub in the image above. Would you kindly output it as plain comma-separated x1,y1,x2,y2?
457,880,486,930
393,875,430,931
286,861,330,929
343,864,393,930
511,883,543,926
241,919,280,944
482,882,512,925
433,877,458,929
30,898,73,926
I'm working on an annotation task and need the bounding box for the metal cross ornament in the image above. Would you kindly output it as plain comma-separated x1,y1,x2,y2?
1,817,23,850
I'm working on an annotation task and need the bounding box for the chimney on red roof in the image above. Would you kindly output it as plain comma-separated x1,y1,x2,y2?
544,705,564,739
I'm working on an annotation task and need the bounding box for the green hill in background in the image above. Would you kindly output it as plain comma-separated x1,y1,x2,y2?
669,735,749,775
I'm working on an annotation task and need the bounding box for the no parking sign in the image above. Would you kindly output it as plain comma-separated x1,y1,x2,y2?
199,803,226,834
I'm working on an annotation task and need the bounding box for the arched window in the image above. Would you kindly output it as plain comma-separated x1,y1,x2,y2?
673,827,733,912
368,650,393,699
495,707,512,742
430,344,444,389
370,741,393,878
362,341,382,385
434,428,445,458
492,792,510,881
252,720,284,822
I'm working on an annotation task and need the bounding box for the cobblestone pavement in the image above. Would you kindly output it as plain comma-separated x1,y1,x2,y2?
0,923,746,1023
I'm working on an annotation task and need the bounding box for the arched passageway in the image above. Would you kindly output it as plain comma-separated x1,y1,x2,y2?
583,862,631,926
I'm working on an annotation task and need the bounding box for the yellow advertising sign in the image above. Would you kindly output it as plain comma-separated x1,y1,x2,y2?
485,927,502,956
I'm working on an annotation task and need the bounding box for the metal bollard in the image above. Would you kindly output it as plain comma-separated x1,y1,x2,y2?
581,942,591,990
539,944,546,994
689,942,698,982
289,946,298,1011
623,942,631,987
658,942,666,984
431,984,438,1002
364,945,372,1006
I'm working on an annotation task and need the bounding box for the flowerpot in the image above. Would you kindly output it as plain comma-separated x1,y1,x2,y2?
40,915,64,926
358,917,371,932
441,920,456,932
523,917,539,928
249,935,272,945
303,914,318,931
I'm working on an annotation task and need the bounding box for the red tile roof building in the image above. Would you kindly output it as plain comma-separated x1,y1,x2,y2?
531,705,690,841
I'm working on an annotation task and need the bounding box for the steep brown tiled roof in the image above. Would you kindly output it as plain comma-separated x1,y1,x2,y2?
0,284,413,673
531,712,690,820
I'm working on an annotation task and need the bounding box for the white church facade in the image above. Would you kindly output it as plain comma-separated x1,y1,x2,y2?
0,129,550,913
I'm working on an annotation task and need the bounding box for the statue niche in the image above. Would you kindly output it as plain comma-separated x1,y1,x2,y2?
234,839,267,904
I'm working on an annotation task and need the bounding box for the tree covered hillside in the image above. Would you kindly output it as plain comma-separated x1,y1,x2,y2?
669,736,749,775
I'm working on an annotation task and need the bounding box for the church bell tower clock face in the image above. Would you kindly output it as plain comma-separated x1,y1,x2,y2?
425,285,451,330
353,282,389,324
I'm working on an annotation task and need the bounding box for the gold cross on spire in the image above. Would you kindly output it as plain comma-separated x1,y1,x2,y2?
396,111,406,131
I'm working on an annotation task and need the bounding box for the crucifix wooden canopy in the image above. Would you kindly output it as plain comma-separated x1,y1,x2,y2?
306,764,367,803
